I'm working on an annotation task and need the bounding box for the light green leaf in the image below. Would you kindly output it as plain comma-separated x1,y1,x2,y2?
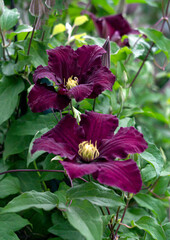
74,15,88,26
0,175,20,199
52,23,66,35
139,28,170,59
67,182,125,207
0,7,20,31
134,193,166,223
140,142,164,177
66,199,103,240
0,76,25,125
132,216,166,240
1,191,59,213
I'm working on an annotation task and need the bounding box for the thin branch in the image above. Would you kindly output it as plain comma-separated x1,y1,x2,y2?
0,169,65,176
114,199,130,239
129,42,154,87
27,17,38,55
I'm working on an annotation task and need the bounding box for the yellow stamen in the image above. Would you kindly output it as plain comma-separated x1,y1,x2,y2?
78,140,99,162
66,76,78,90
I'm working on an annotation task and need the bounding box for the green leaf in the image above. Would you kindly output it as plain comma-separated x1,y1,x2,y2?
163,223,170,239
140,142,164,177
141,164,156,182
3,134,32,160
92,0,115,14
74,15,88,26
0,7,20,31
7,24,33,41
0,213,30,240
1,191,59,213
132,216,166,240
49,212,85,240
25,39,48,67
66,199,103,240
6,111,57,136
27,128,48,166
0,175,20,199
139,28,170,59
52,23,66,35
67,182,125,207
134,193,166,223
111,47,132,64
0,76,25,125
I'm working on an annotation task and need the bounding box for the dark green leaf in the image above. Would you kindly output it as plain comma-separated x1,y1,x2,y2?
134,193,166,222
0,175,20,199
0,76,25,125
139,28,170,59
1,191,59,213
132,216,166,240
67,182,125,207
0,213,30,240
66,199,103,240
49,212,85,240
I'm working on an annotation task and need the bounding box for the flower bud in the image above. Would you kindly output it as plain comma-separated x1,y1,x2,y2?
45,0,55,8
102,37,110,69
29,0,45,17
0,0,4,17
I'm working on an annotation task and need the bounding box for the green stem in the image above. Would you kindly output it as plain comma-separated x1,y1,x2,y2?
33,161,48,191
0,27,6,60
93,99,96,111
27,17,38,55
70,100,74,115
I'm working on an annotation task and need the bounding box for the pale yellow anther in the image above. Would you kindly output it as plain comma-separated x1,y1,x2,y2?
78,140,99,162
66,76,78,90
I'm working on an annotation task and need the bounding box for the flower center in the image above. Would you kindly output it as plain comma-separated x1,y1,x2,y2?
66,76,78,90
78,140,99,162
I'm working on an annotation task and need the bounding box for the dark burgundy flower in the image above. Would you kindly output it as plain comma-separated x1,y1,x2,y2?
82,11,139,46
32,112,148,193
28,45,115,112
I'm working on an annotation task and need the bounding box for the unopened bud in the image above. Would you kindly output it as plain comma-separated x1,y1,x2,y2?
0,0,4,16
102,36,110,69
29,0,45,17
45,0,55,8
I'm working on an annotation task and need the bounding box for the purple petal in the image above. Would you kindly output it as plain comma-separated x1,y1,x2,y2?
32,115,85,159
87,66,115,98
28,84,70,112
99,127,148,160
33,65,56,84
47,46,79,82
67,83,94,102
104,14,132,36
93,159,142,193
76,45,106,74
60,160,98,179
80,111,118,145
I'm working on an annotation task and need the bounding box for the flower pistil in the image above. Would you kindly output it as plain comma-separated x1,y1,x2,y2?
78,140,99,162
66,76,78,90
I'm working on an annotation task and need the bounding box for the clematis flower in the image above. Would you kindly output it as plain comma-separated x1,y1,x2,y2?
82,11,139,46
32,111,148,193
28,45,115,112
